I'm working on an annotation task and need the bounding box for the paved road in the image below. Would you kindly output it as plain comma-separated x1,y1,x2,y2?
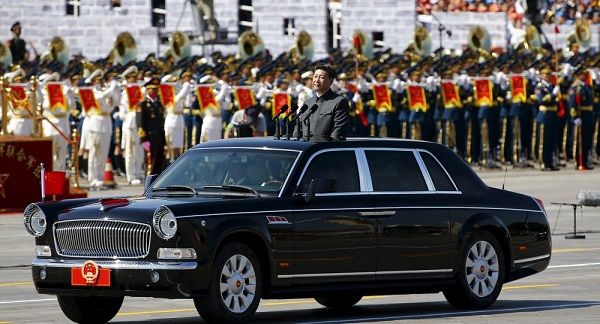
1,167,599,323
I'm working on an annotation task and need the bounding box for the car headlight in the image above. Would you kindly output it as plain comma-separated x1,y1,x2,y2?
153,206,177,240
24,204,47,237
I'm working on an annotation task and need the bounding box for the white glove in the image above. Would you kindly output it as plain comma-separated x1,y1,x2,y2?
352,92,361,103
574,118,582,126
552,86,560,96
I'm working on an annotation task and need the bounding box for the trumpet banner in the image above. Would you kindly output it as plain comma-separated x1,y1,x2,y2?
407,85,427,112
510,75,527,104
272,92,291,117
46,82,67,112
195,85,218,113
234,87,256,110
77,87,100,114
441,81,462,109
372,84,393,112
159,84,175,109
474,78,494,107
125,84,143,111
8,84,28,109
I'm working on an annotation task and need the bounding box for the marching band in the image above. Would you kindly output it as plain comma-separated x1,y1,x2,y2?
1,25,599,188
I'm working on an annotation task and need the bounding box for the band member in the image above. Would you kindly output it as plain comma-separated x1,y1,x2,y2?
536,67,560,171
569,68,595,170
137,77,166,175
163,72,192,161
41,71,71,171
84,69,118,188
119,65,144,185
5,68,34,136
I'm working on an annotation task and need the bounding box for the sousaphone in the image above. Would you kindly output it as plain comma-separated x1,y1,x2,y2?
110,32,137,66
167,31,191,64
0,42,12,70
290,30,314,62
237,31,265,60
40,36,69,66
468,25,492,61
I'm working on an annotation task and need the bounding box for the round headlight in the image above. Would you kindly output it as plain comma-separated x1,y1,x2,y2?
24,204,47,237
153,206,177,240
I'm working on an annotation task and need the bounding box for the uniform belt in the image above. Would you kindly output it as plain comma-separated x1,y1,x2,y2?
167,112,183,116
12,115,32,119
92,112,110,116
580,105,593,112
183,108,191,114
539,105,557,112
49,113,67,118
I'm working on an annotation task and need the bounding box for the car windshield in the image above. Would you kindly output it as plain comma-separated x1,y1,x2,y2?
150,148,299,197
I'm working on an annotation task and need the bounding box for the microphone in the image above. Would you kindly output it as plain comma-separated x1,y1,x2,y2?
290,104,308,123
577,190,600,207
273,104,289,140
272,104,289,121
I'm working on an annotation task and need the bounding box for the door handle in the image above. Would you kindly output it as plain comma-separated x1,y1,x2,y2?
358,211,379,217
379,211,396,217
359,211,396,217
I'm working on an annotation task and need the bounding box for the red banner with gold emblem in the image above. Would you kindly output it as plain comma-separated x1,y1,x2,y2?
474,78,494,107
372,84,393,112
407,84,428,112
195,85,218,112
272,92,291,117
125,84,143,111
77,87,100,114
550,72,560,86
234,86,256,110
46,82,67,112
441,80,462,109
347,82,358,94
510,75,527,104
8,83,28,109
159,83,175,109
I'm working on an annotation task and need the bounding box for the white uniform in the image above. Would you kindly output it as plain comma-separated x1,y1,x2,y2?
119,83,144,183
164,82,191,149
6,83,35,136
41,81,73,171
85,80,118,187
200,82,228,142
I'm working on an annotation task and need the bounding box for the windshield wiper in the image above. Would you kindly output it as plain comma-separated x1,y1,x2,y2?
151,185,198,196
203,185,260,197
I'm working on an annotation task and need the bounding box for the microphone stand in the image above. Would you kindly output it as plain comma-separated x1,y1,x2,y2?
303,105,318,142
273,116,281,140
431,12,452,52
285,114,291,140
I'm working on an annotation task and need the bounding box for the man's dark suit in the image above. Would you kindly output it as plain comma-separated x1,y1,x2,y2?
297,89,349,141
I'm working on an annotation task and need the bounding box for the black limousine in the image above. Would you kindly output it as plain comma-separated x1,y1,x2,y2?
25,138,551,323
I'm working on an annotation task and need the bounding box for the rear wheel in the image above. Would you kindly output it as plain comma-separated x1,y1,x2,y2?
57,295,123,324
315,295,362,309
443,231,505,309
194,242,262,323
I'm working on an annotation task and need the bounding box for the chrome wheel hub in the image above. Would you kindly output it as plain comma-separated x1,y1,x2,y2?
219,254,256,313
465,240,499,297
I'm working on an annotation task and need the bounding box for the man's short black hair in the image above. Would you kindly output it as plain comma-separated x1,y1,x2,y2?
313,64,336,80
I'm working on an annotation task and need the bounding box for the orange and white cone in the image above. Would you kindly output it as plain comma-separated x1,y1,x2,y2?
103,158,117,188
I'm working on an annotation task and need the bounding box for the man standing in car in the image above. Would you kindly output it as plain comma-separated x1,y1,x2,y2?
296,64,349,141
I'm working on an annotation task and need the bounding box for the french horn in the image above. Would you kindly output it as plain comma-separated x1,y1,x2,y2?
237,31,265,60
110,32,137,66
40,36,69,66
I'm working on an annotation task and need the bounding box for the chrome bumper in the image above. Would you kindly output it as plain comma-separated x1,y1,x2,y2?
32,258,197,270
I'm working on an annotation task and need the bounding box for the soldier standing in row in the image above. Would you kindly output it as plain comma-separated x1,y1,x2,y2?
137,77,166,175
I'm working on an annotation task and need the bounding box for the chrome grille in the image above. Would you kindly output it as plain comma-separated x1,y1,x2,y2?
53,220,151,259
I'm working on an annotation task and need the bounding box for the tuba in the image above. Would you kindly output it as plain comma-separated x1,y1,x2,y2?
237,31,265,60
167,31,191,64
110,32,137,66
468,25,492,62
404,25,431,62
570,18,592,49
352,29,373,60
40,36,69,66
290,30,314,62
0,42,12,70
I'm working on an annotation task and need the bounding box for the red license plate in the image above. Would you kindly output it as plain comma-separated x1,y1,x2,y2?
71,265,111,287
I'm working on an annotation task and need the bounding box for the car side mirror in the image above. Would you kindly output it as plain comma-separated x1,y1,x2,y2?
144,174,158,192
296,178,336,204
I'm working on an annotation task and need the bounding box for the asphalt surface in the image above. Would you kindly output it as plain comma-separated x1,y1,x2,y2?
1,165,600,323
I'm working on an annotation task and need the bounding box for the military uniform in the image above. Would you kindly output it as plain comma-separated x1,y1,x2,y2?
569,75,595,170
536,75,559,171
137,91,166,175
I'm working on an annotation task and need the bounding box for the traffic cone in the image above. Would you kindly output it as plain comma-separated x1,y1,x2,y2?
103,158,117,188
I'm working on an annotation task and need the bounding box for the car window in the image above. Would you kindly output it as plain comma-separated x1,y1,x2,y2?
299,151,360,193
420,152,456,191
365,150,428,192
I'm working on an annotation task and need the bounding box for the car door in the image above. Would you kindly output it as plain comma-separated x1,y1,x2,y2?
362,148,453,280
291,149,378,285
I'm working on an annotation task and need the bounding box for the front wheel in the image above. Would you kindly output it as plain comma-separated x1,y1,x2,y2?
57,295,123,324
315,295,362,309
443,231,505,309
194,242,262,323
